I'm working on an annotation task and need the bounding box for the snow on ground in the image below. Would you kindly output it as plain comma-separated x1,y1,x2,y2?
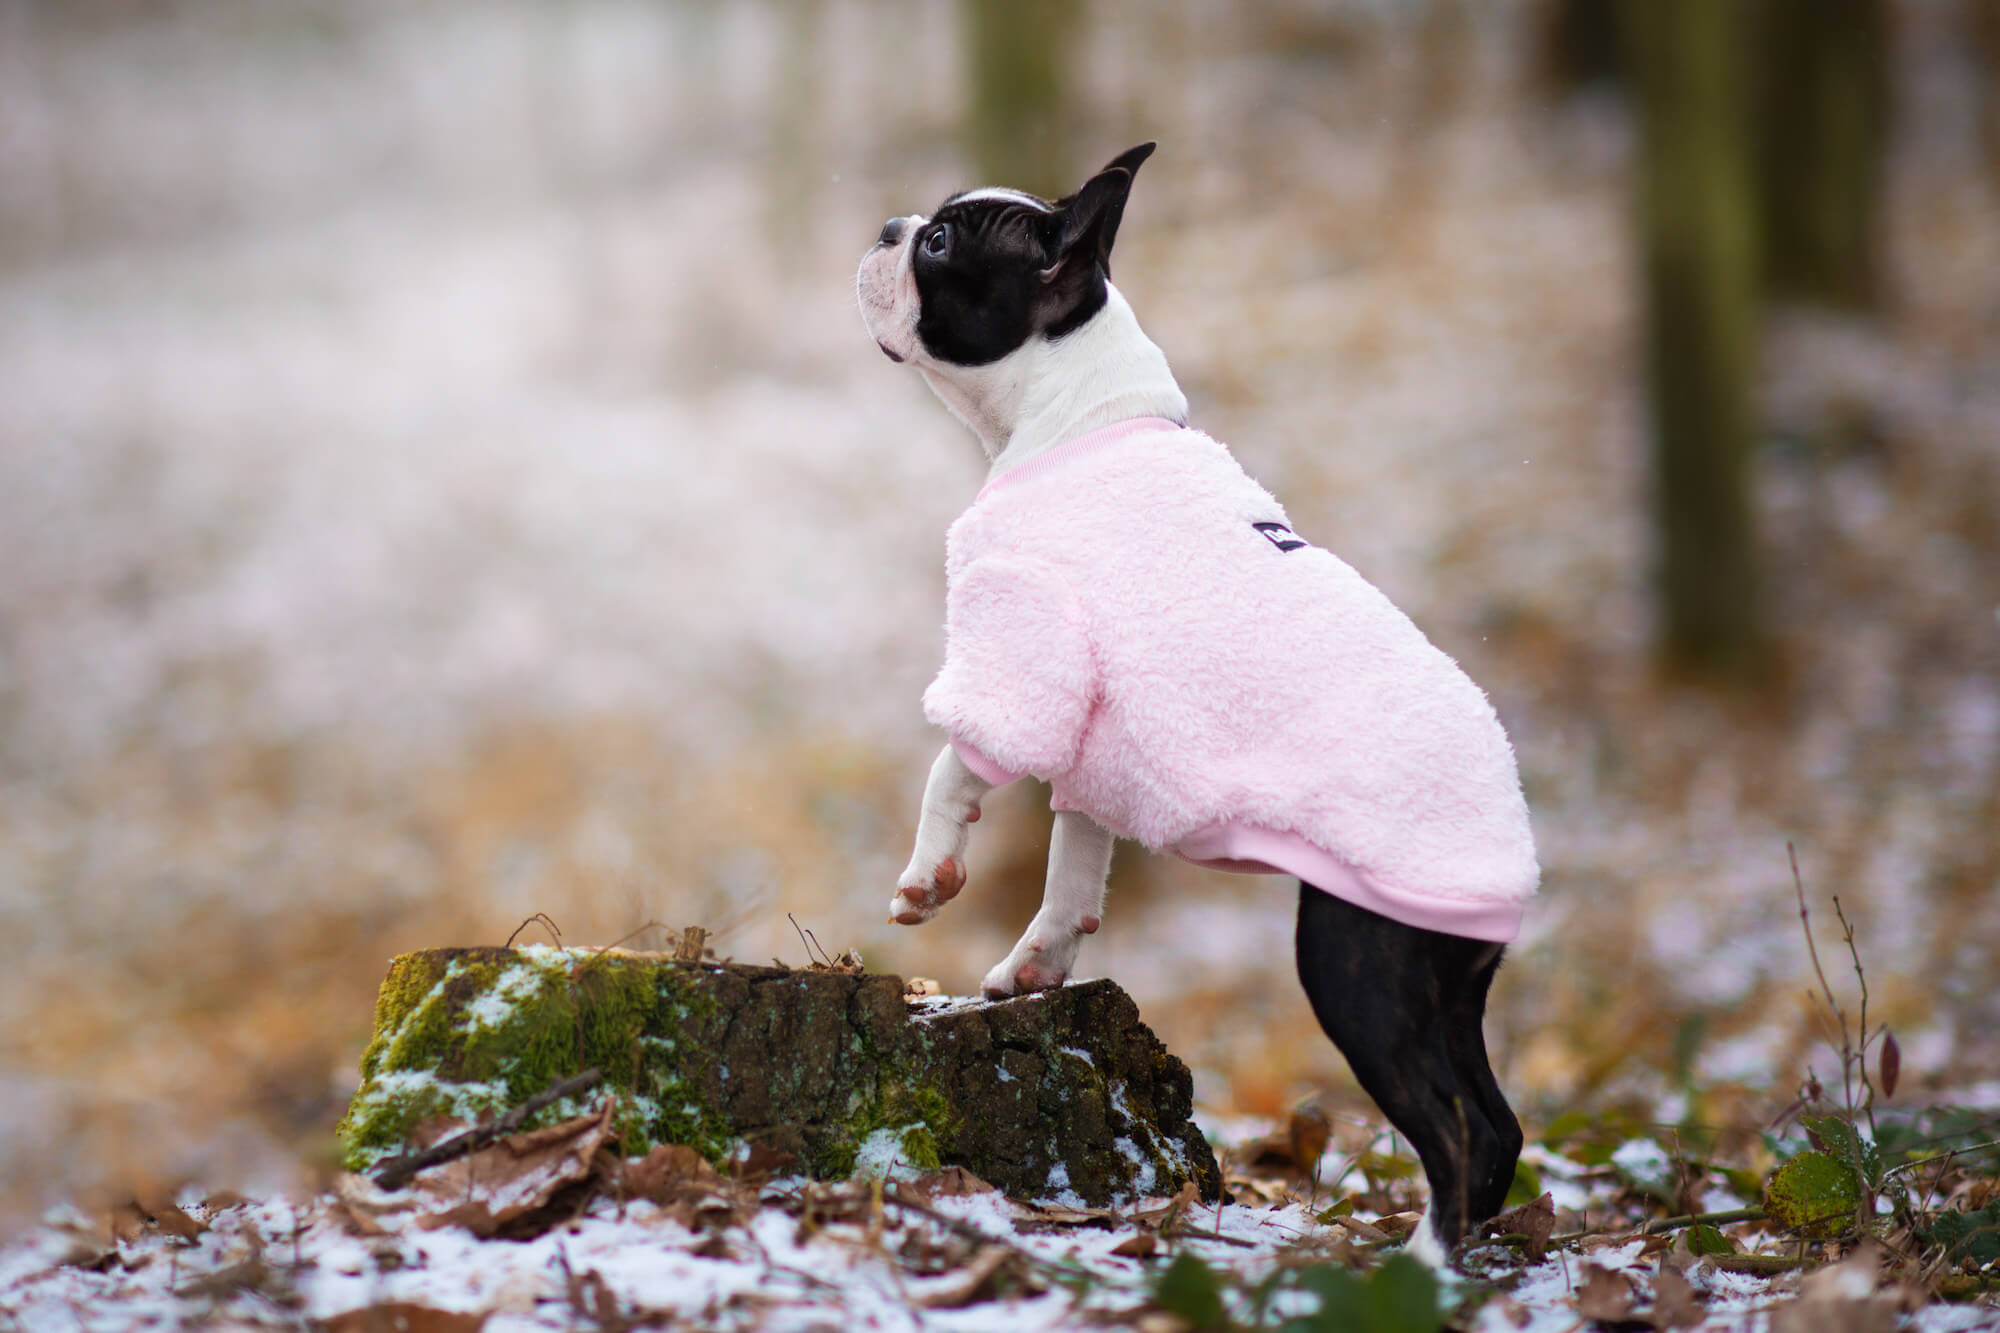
4,1136,1994,1333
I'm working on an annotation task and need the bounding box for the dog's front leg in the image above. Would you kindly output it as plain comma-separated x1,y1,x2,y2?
981,810,1114,998
890,744,992,925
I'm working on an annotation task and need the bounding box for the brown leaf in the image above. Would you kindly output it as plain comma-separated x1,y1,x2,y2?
1130,1181,1201,1231
1374,1210,1423,1241
408,1096,619,1237
1488,1191,1555,1262
1110,1232,1159,1258
129,1195,206,1243
1648,1265,1706,1330
908,1246,1013,1308
732,1140,799,1182
1574,1263,1638,1323
621,1144,726,1206
1325,1214,1390,1243
1287,1104,1332,1179
326,1192,388,1232
905,1166,997,1200
1878,1031,1900,1102
1770,1246,1897,1333
320,1305,490,1333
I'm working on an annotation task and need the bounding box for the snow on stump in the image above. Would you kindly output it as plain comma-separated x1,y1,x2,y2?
338,947,1222,1206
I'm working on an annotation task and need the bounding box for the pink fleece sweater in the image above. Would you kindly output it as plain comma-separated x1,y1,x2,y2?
921,417,1538,942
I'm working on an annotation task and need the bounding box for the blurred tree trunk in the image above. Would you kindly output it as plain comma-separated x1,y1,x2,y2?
1538,0,1623,94
1623,0,1765,678
962,0,1074,197
1975,1,2000,186
1754,0,1889,310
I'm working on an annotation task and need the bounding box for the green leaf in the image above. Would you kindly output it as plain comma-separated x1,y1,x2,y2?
1365,1254,1444,1333
1802,1114,1881,1186
1291,1257,1442,1333
1764,1150,1863,1239
1684,1223,1736,1257
1154,1253,1229,1330
1313,1195,1356,1223
1929,1203,2000,1267
1504,1156,1543,1208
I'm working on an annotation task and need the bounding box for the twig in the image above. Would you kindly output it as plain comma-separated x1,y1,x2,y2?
788,913,832,969
371,1068,604,1190
1830,894,1879,1134
1790,845,1854,1114
1703,1253,1810,1275
1883,1139,2000,1186
505,912,563,949
1641,1206,1766,1235
1547,1206,1765,1246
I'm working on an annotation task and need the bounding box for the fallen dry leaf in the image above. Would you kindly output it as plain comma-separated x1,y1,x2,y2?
1373,1210,1422,1241
1648,1264,1707,1330
1110,1232,1160,1258
621,1144,726,1206
905,1166,997,1199
1488,1191,1556,1262
1574,1263,1639,1323
903,977,944,998
1325,1213,1390,1243
320,1305,489,1333
1129,1181,1201,1231
1287,1104,1332,1180
402,1096,618,1237
907,1246,1014,1308
1770,1246,1897,1333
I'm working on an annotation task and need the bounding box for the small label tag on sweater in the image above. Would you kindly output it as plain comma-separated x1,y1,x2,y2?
1253,521,1309,553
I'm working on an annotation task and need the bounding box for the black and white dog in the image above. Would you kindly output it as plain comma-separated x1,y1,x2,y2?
856,143,1536,1265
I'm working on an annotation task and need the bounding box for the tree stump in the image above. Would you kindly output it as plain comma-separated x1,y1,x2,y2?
338,948,1222,1205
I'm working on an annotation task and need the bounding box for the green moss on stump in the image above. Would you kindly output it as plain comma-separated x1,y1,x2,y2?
338,950,1221,1205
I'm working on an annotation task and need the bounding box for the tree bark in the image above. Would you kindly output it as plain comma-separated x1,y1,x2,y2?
962,0,1075,197
1623,0,1766,678
1754,0,1890,310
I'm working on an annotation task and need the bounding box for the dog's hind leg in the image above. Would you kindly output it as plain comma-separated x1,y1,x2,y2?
1293,883,1517,1266
890,745,992,925
981,811,1114,997
1444,943,1523,1225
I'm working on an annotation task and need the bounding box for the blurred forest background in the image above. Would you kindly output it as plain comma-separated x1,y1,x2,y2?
2,0,1997,1219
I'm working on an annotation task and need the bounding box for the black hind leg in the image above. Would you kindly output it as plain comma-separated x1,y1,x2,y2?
1443,943,1523,1223
1294,883,1519,1256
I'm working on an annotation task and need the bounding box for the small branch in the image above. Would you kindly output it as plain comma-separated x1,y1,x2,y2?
505,912,563,949
1883,1139,2000,1184
371,1068,604,1190
1548,1206,1766,1246
1641,1206,1766,1235
1831,894,1879,1134
1704,1253,1810,1275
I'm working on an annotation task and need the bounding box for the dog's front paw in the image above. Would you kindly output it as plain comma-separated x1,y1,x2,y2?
888,857,965,926
979,926,1083,999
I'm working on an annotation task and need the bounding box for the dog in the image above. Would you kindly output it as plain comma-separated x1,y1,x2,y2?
856,143,1539,1266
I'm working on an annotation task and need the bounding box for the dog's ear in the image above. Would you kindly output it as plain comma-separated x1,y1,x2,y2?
1040,142,1156,286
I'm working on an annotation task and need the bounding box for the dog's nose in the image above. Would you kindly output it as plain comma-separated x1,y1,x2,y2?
877,217,906,248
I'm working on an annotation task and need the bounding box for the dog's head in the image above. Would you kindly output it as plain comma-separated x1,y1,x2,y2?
856,143,1156,375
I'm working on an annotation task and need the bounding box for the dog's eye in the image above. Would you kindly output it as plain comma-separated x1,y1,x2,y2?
923,224,951,258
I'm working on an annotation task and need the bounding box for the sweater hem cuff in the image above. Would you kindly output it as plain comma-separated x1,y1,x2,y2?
1171,822,1524,943
950,737,1025,788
